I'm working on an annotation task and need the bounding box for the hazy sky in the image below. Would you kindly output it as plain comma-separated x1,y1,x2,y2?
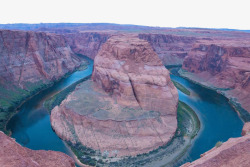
1,0,249,30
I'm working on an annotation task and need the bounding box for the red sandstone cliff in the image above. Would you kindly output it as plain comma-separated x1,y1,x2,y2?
138,34,197,65
182,40,250,114
92,35,178,113
64,32,111,59
0,29,81,88
0,29,83,114
51,35,178,160
181,122,250,167
0,131,75,167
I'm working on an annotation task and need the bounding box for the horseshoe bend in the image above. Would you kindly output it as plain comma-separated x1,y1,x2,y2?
50,35,179,158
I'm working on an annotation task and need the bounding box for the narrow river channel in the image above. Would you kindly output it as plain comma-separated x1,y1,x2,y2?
7,61,243,166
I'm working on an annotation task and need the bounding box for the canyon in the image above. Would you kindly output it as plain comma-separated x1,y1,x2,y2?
0,24,249,167
181,39,250,119
50,35,178,163
0,29,82,114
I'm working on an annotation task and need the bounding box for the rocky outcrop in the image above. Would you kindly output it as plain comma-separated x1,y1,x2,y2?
242,122,250,136
0,131,75,167
64,32,111,59
182,41,250,114
181,124,250,167
138,34,197,65
92,35,178,113
51,35,178,160
0,29,81,88
0,29,82,114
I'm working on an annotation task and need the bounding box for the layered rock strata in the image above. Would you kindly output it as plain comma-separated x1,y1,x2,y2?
0,29,81,113
182,41,250,114
64,32,111,59
181,124,250,167
51,35,178,158
0,131,75,167
0,29,81,88
138,34,197,65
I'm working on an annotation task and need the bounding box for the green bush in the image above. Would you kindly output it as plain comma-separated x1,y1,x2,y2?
215,141,223,148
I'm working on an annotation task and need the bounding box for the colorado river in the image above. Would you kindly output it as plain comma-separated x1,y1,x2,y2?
7,62,243,166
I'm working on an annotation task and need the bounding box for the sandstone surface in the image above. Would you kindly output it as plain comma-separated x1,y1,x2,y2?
0,29,81,88
64,32,111,59
139,34,197,65
181,124,250,167
182,40,250,114
0,131,75,167
0,29,82,113
242,122,250,136
51,35,178,159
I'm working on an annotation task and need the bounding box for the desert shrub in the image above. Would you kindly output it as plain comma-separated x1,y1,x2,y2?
215,141,223,148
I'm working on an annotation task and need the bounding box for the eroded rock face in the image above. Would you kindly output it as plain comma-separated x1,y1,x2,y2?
0,131,75,167
242,122,250,136
181,124,250,167
51,35,178,159
182,41,250,113
0,29,81,88
138,34,197,65
64,32,111,59
92,35,178,114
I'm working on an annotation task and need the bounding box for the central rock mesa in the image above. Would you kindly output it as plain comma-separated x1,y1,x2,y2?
51,35,178,159
92,35,178,114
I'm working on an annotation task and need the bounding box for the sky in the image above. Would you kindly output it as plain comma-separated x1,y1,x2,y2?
1,0,250,30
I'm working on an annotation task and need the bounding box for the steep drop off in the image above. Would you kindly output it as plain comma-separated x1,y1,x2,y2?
0,29,81,132
181,40,250,120
181,123,250,167
0,131,75,167
138,34,197,65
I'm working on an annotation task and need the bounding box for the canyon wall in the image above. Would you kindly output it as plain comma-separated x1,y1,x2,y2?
51,35,178,162
0,30,81,88
64,32,111,59
0,29,82,131
0,131,75,167
138,34,197,65
181,41,250,116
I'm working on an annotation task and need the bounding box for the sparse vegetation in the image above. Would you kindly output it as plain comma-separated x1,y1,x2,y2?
172,80,191,96
44,76,91,113
0,81,50,134
65,101,200,166
0,57,90,134
215,141,223,148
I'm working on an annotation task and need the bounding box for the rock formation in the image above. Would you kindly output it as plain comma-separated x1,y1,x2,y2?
242,122,250,136
181,123,250,167
51,35,178,160
0,29,82,113
64,32,111,59
138,34,197,65
181,40,250,114
0,29,81,88
0,131,75,167
92,35,178,113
